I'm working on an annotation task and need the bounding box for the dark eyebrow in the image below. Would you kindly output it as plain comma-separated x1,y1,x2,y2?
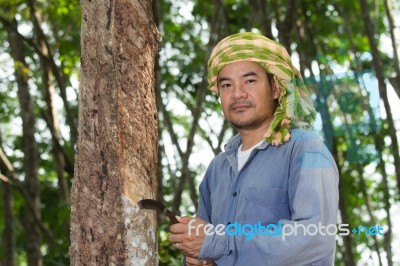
218,71,258,84
242,71,258,78
218,76,231,84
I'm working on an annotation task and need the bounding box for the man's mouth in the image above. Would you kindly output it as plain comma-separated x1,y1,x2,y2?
230,101,254,111
232,105,250,111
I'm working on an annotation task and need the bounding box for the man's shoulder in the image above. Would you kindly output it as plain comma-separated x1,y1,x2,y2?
289,129,338,170
207,134,240,163
289,129,326,151
210,149,229,166
290,128,322,141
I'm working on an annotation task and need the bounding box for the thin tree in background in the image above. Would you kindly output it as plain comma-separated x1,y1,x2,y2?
384,0,400,99
1,182,15,266
4,16,42,266
359,0,400,197
0,144,15,266
28,0,70,203
248,0,273,38
275,0,297,50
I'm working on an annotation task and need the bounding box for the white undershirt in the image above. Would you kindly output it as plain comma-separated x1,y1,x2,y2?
237,140,264,171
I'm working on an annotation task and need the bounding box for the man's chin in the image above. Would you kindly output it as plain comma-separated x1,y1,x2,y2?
231,121,257,130
229,116,270,130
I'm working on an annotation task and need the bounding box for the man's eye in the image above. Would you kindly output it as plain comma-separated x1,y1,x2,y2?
221,83,231,88
246,79,256,84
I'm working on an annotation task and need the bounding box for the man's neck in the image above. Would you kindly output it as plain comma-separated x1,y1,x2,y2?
238,121,270,150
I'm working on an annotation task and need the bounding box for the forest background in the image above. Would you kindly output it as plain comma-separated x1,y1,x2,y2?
0,0,400,265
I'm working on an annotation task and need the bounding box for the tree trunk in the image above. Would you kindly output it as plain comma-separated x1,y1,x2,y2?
1,181,15,266
153,0,164,205
0,133,15,266
5,17,42,266
359,0,400,195
276,0,297,50
69,0,160,265
376,140,394,266
26,0,78,145
248,0,274,38
29,2,70,203
384,0,400,99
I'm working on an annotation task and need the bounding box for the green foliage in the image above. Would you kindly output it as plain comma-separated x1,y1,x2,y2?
158,223,184,266
0,0,79,264
40,182,70,265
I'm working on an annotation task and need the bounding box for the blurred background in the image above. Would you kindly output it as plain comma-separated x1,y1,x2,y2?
0,0,399,265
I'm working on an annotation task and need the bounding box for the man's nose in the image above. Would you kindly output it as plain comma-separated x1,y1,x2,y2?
231,83,247,100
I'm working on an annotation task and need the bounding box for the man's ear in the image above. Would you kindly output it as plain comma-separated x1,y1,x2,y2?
272,78,280,100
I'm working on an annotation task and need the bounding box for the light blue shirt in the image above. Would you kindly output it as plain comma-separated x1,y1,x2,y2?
196,129,339,266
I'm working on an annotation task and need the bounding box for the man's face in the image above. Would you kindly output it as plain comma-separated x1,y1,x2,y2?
218,61,280,130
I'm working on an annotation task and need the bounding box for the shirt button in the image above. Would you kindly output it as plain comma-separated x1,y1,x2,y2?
232,192,237,197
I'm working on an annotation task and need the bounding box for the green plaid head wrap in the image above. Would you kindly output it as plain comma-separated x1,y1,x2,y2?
207,32,316,145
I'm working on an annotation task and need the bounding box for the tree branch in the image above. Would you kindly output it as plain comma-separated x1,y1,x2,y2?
0,147,55,247
157,91,184,158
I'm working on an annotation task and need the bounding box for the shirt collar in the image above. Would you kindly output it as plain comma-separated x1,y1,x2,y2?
224,134,270,153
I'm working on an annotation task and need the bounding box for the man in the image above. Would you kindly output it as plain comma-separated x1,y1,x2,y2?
169,32,339,266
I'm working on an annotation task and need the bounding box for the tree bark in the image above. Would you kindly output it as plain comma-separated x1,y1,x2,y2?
153,0,164,205
70,0,160,265
5,16,42,266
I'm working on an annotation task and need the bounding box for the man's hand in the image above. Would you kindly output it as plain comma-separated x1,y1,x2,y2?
185,256,214,266
168,216,207,258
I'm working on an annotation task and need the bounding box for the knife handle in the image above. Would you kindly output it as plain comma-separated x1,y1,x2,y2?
164,208,179,224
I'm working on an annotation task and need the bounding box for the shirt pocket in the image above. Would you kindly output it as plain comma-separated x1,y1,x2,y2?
243,187,290,224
